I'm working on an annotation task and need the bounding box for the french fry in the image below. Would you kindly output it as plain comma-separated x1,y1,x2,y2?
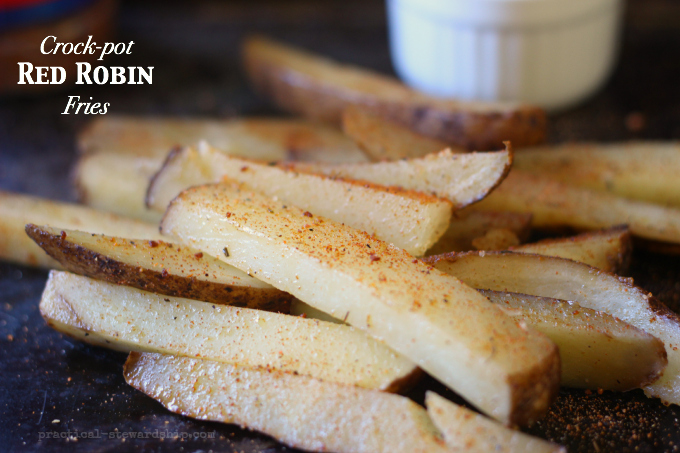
0,191,159,269
78,116,367,163
41,271,419,391
474,171,680,246
481,290,666,390
124,352,447,453
242,36,547,150
342,106,456,161
282,145,512,209
146,143,452,256
161,183,560,426
426,392,565,453
426,210,532,255
514,142,680,207
292,289,667,391
427,251,680,405
74,152,163,223
510,226,632,273
26,225,290,310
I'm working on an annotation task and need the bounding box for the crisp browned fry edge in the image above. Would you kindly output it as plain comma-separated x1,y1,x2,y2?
26,224,292,312
242,35,547,151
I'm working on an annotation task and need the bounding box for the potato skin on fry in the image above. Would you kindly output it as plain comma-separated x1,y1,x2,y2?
26,224,291,311
242,36,547,151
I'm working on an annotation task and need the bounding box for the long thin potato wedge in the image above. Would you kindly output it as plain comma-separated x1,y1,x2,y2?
41,271,419,391
78,116,368,163
27,225,290,311
515,142,680,207
0,191,159,269
74,152,164,223
342,105,456,161
125,352,447,453
510,226,632,273
242,36,547,150
474,170,680,246
426,210,532,255
481,290,666,390
427,251,680,405
283,145,512,209
147,144,452,256
161,183,559,426
293,289,666,391
425,392,564,453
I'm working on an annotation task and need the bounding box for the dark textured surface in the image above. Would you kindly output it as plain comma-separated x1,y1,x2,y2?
2,0,680,451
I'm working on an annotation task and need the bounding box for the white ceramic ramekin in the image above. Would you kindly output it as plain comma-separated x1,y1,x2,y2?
387,0,624,111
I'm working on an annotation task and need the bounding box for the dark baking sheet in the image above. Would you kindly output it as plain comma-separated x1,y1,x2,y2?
2,0,680,451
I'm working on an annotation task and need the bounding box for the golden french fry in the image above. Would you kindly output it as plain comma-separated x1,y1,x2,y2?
474,170,680,246
510,226,632,273
146,143,452,256
342,105,456,161
426,392,565,453
427,251,680,405
74,152,163,223
482,290,666,391
161,183,559,426
515,142,680,207
42,271,419,391
0,191,159,269
282,145,512,209
242,36,547,150
125,352,445,453
27,225,290,310
426,210,532,255
79,116,367,163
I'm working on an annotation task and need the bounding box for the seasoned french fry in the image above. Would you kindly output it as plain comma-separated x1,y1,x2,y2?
515,142,680,207
146,143,452,256
426,392,565,453
282,145,512,209
125,352,446,453
293,289,667,391
41,271,419,392
0,191,159,269
242,36,547,150
427,251,680,405
342,106,455,161
74,152,163,223
27,225,290,310
79,116,367,163
426,210,532,255
161,183,559,426
474,171,680,246
510,226,632,273
482,290,666,390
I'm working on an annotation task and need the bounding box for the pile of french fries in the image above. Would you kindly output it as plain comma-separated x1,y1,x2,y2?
4,36,680,452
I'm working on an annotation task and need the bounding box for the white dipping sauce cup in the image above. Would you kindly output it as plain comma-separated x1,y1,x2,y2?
387,0,625,111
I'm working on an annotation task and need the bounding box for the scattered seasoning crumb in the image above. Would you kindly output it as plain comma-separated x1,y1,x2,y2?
226,212,232,218
369,254,380,262
60,231,67,240
194,252,203,259
148,240,159,248
223,247,230,258
161,269,169,278
240,166,249,172
303,211,313,218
